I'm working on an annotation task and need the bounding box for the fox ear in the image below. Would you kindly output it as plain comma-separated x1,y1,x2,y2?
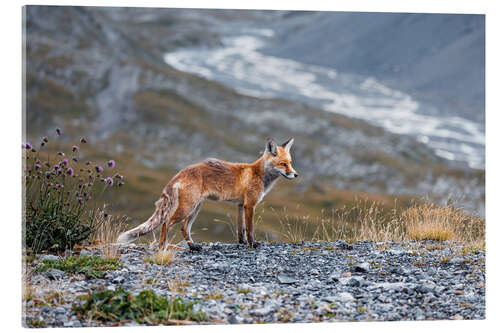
281,137,294,153
265,139,278,156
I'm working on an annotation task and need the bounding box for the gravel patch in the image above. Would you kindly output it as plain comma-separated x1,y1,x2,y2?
23,241,485,327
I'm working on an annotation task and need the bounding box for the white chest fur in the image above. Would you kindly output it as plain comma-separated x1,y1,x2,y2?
258,175,279,203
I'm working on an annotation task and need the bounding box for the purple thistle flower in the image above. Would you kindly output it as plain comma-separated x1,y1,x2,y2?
118,181,125,187
106,160,116,169
95,165,104,173
105,177,114,186
66,167,74,177
58,152,65,156
72,145,79,152
56,128,62,136
35,163,42,170
86,195,92,201
31,148,37,153
78,197,83,205
24,142,32,150
62,158,68,166
114,173,123,180
80,137,87,143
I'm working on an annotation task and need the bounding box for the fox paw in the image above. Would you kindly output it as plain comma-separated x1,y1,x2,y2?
188,243,203,252
249,241,262,249
238,239,248,245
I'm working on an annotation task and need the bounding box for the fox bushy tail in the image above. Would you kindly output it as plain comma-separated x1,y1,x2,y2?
117,184,179,244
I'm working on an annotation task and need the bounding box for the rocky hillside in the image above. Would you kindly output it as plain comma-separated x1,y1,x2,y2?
24,6,484,239
23,241,485,327
263,11,485,123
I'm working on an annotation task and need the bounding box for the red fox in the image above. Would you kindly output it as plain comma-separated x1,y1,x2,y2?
117,138,298,250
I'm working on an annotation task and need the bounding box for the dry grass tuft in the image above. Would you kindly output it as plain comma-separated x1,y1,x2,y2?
168,278,190,293
274,207,311,243
22,282,35,303
90,207,128,259
148,249,176,265
403,203,484,245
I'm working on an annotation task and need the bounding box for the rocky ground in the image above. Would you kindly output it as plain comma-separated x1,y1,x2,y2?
23,241,485,327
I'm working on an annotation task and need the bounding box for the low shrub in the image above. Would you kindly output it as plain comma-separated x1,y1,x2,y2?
35,255,122,279
23,128,125,252
72,288,208,324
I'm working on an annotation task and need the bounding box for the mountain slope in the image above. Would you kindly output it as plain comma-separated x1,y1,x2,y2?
24,7,484,241
263,12,485,122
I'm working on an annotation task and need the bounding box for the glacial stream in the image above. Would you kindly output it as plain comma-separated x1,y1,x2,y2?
164,28,485,169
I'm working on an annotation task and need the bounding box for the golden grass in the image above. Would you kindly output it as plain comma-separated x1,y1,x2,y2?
275,207,311,243
203,292,224,300
403,203,484,245
90,207,128,259
22,282,34,303
148,249,176,265
275,199,484,247
168,278,190,293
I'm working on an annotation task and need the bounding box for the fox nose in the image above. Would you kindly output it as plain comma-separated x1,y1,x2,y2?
294,172,299,178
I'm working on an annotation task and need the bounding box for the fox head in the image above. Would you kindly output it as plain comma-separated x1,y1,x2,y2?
263,138,299,179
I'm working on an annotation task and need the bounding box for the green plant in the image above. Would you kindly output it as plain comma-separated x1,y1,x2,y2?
23,129,125,252
27,318,46,327
203,293,224,300
146,278,160,285
35,255,122,279
237,288,251,295
72,288,208,324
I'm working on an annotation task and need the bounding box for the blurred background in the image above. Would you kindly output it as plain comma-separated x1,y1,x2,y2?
24,6,485,243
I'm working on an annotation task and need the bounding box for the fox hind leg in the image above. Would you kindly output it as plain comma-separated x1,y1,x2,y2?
159,222,168,249
182,202,202,251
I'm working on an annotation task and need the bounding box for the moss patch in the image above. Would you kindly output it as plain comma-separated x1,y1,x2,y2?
35,255,122,279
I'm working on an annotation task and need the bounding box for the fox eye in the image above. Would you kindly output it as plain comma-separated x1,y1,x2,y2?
280,162,287,167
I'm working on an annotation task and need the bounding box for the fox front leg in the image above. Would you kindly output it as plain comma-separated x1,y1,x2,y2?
244,203,260,248
237,204,247,244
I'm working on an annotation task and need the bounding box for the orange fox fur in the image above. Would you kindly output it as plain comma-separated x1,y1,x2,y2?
117,138,298,250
